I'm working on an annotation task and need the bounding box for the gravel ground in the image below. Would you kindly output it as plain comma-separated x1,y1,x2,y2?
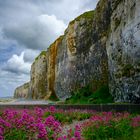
0,98,54,105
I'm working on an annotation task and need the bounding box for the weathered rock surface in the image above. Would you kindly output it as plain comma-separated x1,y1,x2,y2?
55,8,110,99
107,0,140,103
14,0,140,103
45,36,63,100
30,51,48,99
14,82,30,98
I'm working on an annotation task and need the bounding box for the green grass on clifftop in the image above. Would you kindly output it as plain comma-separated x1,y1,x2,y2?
35,51,46,61
70,10,94,25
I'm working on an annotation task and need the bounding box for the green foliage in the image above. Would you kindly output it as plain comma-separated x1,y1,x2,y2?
49,94,59,101
4,129,27,140
70,10,94,25
0,111,3,116
44,112,72,124
65,85,114,104
89,85,113,104
54,112,73,124
40,51,47,56
44,111,51,118
44,111,92,124
83,119,133,140
72,112,92,121
132,127,140,140
35,51,46,61
76,10,94,20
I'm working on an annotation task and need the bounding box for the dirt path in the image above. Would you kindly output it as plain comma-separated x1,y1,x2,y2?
61,119,89,136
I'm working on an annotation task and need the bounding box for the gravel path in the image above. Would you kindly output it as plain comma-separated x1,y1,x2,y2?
62,119,89,136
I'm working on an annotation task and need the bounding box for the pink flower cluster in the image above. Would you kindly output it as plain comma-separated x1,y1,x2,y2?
0,106,139,140
131,115,140,128
90,112,130,123
0,107,63,140
81,111,140,131
0,107,85,140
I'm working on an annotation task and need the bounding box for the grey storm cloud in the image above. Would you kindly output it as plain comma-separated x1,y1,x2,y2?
24,49,40,62
3,14,66,50
0,0,66,50
0,0,99,50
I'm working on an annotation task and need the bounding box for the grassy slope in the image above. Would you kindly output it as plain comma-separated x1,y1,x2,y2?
65,85,114,104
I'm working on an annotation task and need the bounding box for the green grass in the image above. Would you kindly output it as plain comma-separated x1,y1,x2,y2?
35,50,46,61
5,128,27,140
83,119,140,140
43,111,92,124
114,127,140,140
70,10,94,25
49,93,59,101
65,85,114,104
132,127,140,140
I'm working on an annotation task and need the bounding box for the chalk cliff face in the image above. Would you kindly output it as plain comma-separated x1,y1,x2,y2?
45,37,63,100
14,0,140,103
30,51,48,99
14,82,30,98
107,0,140,103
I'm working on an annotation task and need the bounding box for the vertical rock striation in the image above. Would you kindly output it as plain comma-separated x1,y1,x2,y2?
107,0,140,103
55,7,110,100
30,51,48,99
45,36,63,100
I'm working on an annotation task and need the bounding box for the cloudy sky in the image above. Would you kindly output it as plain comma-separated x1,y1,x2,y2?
0,0,99,97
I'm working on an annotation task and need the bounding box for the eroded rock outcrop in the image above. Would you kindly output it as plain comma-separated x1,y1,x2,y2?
14,0,140,103
14,82,30,98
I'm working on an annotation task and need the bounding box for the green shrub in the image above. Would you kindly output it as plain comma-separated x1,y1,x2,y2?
44,111,92,124
43,111,51,118
72,112,92,121
82,119,133,140
65,85,114,104
4,129,27,140
0,111,3,116
49,94,59,101
54,112,73,124
44,112,73,124
89,85,113,104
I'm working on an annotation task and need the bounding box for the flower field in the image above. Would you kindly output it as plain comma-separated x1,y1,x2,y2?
0,106,140,140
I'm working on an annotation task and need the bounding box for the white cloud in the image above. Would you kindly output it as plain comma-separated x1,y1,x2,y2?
39,14,66,35
0,69,30,97
42,0,99,23
3,52,31,74
24,49,40,62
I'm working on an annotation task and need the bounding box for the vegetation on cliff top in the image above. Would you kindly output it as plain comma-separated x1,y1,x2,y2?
70,10,94,25
48,35,64,49
35,51,46,61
